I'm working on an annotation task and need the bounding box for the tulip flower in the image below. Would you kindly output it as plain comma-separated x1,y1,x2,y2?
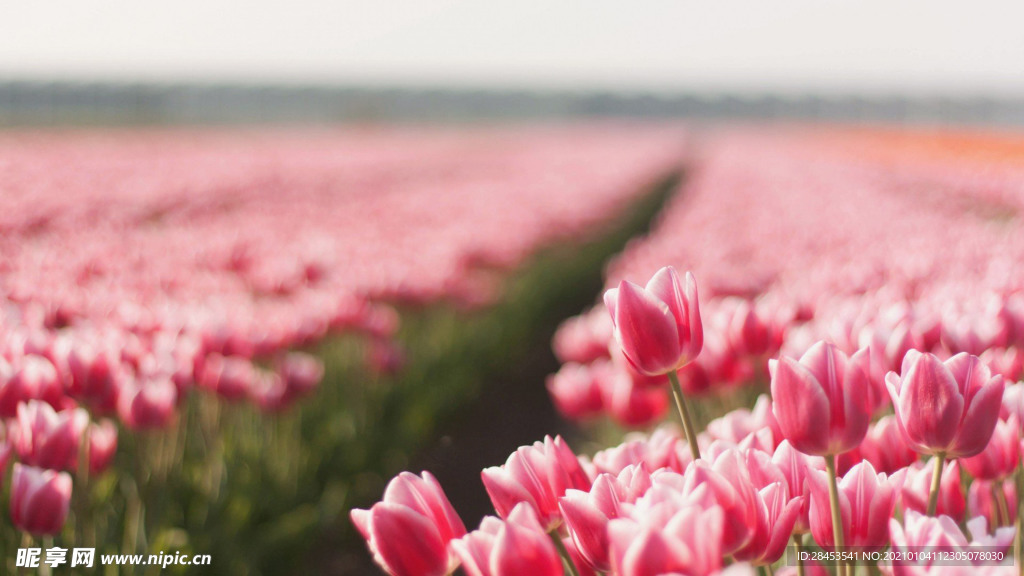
351,471,467,576
856,415,920,475
0,355,60,418
770,341,872,457
451,503,564,576
886,351,1004,459
890,511,1015,576
559,465,652,572
117,378,177,430
482,436,592,531
771,440,825,534
10,463,72,536
887,350,1004,514
968,479,1017,527
607,502,723,576
546,362,606,423
962,415,1020,481
591,427,690,476
88,419,118,475
682,456,758,555
11,400,89,472
900,458,966,522
807,460,905,552
605,267,704,459
598,367,670,429
603,266,702,377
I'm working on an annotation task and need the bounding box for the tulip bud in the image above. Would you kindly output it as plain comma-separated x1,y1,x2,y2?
11,400,88,472
10,463,72,535
962,415,1020,481
88,420,118,475
350,471,466,576
770,341,872,456
604,267,702,377
117,378,177,430
887,351,1004,458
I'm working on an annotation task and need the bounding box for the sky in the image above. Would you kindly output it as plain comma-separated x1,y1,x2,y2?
2,1,1024,97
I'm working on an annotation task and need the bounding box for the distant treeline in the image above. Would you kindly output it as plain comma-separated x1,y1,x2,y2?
1,80,1023,126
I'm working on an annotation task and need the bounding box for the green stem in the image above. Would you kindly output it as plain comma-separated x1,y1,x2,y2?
38,536,52,576
926,453,946,516
792,534,805,576
1014,458,1024,576
825,455,846,576
994,481,1011,527
764,561,775,576
548,530,580,576
666,370,701,461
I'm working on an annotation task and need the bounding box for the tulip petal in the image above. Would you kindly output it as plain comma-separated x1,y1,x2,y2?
771,357,831,455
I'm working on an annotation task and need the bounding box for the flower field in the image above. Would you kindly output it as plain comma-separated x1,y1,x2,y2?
0,124,687,573
4,121,1024,575
357,125,1024,576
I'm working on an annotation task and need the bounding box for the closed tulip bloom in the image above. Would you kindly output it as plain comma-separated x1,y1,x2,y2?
482,436,592,531
452,503,563,576
88,420,118,475
11,400,89,472
10,463,72,536
603,267,702,377
351,471,467,576
0,355,59,418
962,415,1020,481
808,460,905,552
117,379,177,430
770,341,872,456
546,362,605,422
857,415,920,475
968,479,1017,527
901,458,966,522
887,351,1004,458
599,368,670,429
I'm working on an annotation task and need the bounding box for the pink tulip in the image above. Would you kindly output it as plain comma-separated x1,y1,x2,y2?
770,341,872,456
731,449,804,565
546,362,605,422
66,342,123,414
705,395,782,451
771,440,825,534
274,352,323,400
962,415,1020,481
351,471,467,576
11,400,89,472
981,347,1024,383
682,455,758,555
10,463,72,535
560,465,652,572
901,458,965,522
857,415,920,475
886,351,1004,458
808,460,905,552
552,309,613,365
607,503,723,576
603,267,702,376
890,510,1015,576
197,354,255,401
0,355,60,418
968,479,1017,527
598,367,670,428
88,420,118,475
117,378,177,430
482,436,592,530
591,427,690,476
451,503,563,576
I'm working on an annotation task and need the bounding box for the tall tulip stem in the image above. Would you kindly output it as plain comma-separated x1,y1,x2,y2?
825,455,846,576
1014,458,1024,576
667,370,702,461
926,453,946,516
548,531,580,576
792,534,805,576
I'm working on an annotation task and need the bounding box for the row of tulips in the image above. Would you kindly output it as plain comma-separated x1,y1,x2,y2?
0,125,687,558
355,265,1024,575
